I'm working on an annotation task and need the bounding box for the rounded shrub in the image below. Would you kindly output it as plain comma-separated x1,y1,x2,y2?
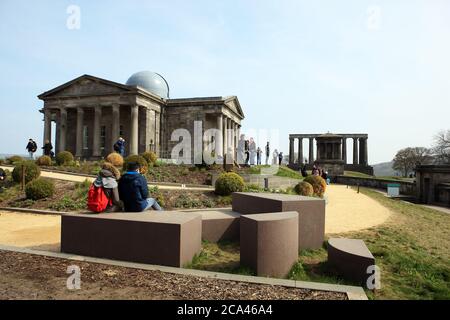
56,151,74,166
294,181,314,197
7,155,23,164
25,178,55,200
140,151,157,165
303,175,327,197
12,161,41,184
36,155,52,166
105,152,124,167
215,172,245,196
123,155,148,174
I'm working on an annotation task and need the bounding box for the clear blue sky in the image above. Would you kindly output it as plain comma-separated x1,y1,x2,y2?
0,0,449,163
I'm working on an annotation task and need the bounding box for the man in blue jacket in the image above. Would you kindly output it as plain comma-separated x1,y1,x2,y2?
118,162,163,212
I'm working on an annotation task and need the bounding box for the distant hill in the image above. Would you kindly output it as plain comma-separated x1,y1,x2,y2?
372,161,398,177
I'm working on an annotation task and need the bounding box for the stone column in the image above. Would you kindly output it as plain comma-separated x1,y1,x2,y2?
342,138,347,163
59,107,67,153
75,108,84,158
289,138,294,164
112,104,120,143
309,138,314,163
316,141,321,160
92,106,102,157
43,109,52,145
130,104,139,155
223,117,228,157
297,138,303,165
353,137,359,165
364,138,368,165
216,114,223,158
359,138,368,166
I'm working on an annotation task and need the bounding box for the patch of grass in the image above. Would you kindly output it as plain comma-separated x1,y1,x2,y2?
275,166,303,180
185,241,254,275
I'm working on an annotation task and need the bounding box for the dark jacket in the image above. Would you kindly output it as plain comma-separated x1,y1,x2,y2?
42,143,53,156
26,141,37,152
118,172,148,212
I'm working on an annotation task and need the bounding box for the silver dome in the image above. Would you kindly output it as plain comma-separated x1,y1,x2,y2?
126,71,170,99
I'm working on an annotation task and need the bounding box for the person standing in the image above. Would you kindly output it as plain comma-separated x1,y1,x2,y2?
278,152,283,165
265,142,270,165
237,134,246,165
42,140,53,157
114,137,126,157
249,138,256,166
256,147,262,165
273,149,279,165
244,139,250,166
26,139,37,159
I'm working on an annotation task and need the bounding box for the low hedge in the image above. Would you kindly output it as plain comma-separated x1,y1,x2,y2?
294,181,314,197
12,161,41,184
215,172,245,196
123,155,148,174
25,178,55,200
56,151,74,166
303,175,327,197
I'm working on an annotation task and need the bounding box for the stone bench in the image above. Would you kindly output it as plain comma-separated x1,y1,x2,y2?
232,192,325,249
327,238,375,285
240,211,299,277
61,212,202,268
176,208,240,242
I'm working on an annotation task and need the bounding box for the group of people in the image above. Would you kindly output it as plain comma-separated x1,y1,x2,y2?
311,163,330,184
236,137,284,166
26,138,54,159
89,161,162,213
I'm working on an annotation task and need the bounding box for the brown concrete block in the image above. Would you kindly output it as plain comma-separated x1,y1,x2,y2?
240,211,299,278
61,212,202,267
197,209,240,243
232,192,325,249
327,238,375,286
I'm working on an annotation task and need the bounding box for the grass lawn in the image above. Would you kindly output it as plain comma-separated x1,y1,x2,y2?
187,187,450,300
246,165,303,180
344,171,415,182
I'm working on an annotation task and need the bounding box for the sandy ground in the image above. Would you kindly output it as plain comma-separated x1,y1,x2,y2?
0,184,392,251
324,184,392,234
0,211,60,251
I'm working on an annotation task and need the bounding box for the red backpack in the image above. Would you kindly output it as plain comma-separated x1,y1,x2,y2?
87,184,112,213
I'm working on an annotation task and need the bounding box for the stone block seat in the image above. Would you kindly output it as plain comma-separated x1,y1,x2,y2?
179,208,240,243
327,238,375,285
232,192,325,249
240,211,299,277
61,212,202,268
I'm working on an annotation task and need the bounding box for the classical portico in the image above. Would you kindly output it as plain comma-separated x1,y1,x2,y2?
38,72,244,162
288,133,373,176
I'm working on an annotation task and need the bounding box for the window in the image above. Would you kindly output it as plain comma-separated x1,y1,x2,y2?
119,125,124,137
83,125,88,150
100,126,106,150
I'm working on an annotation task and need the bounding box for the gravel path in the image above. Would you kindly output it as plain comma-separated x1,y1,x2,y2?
0,250,346,300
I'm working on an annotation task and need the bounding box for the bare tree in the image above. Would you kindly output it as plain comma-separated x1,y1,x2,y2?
392,147,432,177
432,130,450,164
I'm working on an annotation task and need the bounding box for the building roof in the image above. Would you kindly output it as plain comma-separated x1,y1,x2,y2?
125,71,170,99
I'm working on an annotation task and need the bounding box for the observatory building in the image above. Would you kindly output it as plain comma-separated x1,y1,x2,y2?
38,71,244,160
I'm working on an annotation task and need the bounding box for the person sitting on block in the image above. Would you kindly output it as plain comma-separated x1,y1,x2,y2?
118,161,163,212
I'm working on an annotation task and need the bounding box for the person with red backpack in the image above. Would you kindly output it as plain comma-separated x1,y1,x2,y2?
88,162,122,213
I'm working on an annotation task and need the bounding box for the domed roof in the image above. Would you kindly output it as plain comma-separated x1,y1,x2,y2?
126,71,170,99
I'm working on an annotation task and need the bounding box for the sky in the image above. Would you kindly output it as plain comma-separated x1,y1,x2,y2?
0,0,449,164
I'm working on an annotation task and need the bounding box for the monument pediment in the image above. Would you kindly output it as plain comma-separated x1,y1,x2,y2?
224,96,245,118
38,75,133,99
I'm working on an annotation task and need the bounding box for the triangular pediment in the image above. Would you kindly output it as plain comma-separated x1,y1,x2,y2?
38,75,133,99
224,96,245,119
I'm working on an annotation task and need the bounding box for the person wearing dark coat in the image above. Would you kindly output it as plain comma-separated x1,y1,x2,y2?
118,162,162,212
26,139,37,159
42,140,53,157
278,152,283,165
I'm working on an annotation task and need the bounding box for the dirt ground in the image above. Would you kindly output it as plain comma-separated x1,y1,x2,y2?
0,250,346,300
